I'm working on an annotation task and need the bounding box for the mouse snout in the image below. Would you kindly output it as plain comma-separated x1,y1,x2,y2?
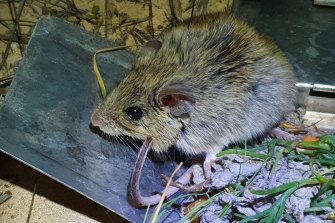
90,110,103,127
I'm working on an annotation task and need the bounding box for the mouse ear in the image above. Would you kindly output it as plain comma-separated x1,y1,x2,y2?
156,81,195,117
138,39,162,59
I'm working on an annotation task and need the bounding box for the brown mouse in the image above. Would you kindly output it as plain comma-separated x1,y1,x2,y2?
91,12,297,207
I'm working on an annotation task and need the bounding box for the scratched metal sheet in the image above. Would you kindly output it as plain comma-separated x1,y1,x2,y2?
0,17,181,223
237,0,335,85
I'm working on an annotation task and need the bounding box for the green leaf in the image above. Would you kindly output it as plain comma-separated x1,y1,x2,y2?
91,5,100,15
314,194,335,207
270,148,284,176
284,213,297,223
309,161,335,185
250,178,319,196
216,148,269,160
310,158,335,166
320,134,335,147
238,186,297,223
177,192,223,223
219,203,233,219
311,179,334,207
85,13,96,20
298,141,332,151
304,207,331,213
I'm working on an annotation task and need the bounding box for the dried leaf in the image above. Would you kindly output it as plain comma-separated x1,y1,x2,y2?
279,121,307,134
183,196,208,223
279,121,300,130
303,134,320,143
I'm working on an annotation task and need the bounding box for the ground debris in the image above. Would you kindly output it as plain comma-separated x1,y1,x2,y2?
210,155,263,190
180,134,335,223
0,190,12,204
301,215,325,223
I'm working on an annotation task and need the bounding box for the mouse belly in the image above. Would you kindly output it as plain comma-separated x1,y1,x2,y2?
175,132,232,155
174,118,271,156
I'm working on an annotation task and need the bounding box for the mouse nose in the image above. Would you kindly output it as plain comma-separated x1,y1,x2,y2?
91,110,103,127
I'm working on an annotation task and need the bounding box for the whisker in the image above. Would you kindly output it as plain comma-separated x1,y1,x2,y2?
116,135,126,145
124,136,140,150
118,135,134,150
129,136,140,150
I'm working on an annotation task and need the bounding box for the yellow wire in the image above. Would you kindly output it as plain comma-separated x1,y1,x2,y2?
92,45,140,98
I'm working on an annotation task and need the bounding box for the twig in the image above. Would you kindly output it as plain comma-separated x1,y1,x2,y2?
128,28,145,45
0,34,30,44
0,20,35,25
188,0,196,31
26,173,37,223
150,162,184,223
34,0,67,10
126,0,142,3
129,29,140,46
147,0,154,38
103,207,118,223
133,27,149,43
0,20,11,29
8,0,24,55
65,0,84,21
0,0,26,71
304,119,323,128
168,0,182,23
104,0,108,37
120,17,149,27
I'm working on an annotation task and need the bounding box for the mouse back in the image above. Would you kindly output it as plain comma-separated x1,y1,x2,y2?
91,13,297,155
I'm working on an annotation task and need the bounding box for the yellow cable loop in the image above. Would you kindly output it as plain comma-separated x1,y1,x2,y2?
93,45,140,98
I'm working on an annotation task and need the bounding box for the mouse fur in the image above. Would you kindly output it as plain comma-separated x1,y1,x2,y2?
91,12,297,156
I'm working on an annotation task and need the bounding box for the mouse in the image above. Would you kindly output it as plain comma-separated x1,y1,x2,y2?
91,12,297,207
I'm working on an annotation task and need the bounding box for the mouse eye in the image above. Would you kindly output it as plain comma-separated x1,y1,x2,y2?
125,106,143,121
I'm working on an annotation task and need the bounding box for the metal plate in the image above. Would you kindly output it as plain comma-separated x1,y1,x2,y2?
0,17,182,223
237,0,335,86
314,0,335,7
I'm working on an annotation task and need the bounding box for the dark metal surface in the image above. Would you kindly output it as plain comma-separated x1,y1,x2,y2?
237,0,335,86
0,17,181,223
